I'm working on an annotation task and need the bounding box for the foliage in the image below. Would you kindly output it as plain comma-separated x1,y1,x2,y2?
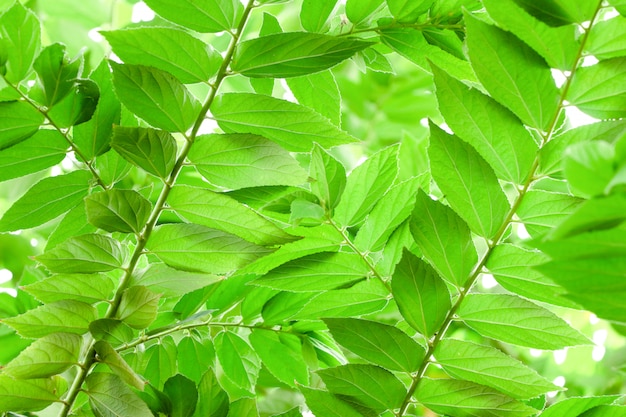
0,0,625,416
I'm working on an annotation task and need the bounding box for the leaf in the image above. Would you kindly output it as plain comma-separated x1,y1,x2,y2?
90,319,134,348
110,62,200,132
324,318,424,372
164,375,198,417
86,372,153,417
300,0,338,32
429,122,510,238
134,263,222,298
540,396,621,417
22,273,114,304
431,64,537,184
386,0,433,22
300,386,367,417
37,234,125,273
2,300,97,338
3,332,82,379
116,286,161,329
539,227,626,260
102,27,221,84
563,141,615,197
147,223,270,274
435,339,559,399
581,405,626,417
45,203,97,251
0,130,67,182
111,126,177,179
252,252,369,292
143,337,178,389
415,378,538,417
316,364,405,412
516,191,583,238
465,13,559,131
286,70,341,125
392,250,451,337
232,32,374,78
95,341,145,390
226,398,258,417
85,189,152,234
33,43,81,106
214,331,261,394
0,376,59,413
0,101,45,150
0,170,91,232
177,337,215,384
195,369,229,417
249,330,309,386
457,294,590,349
0,1,41,83
210,93,358,152
309,144,346,211
143,0,241,33
47,78,100,128
346,0,385,25
333,145,399,226
186,133,308,189
409,190,478,287
587,16,626,60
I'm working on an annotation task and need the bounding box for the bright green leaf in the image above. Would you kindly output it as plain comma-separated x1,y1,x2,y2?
300,0,338,32
516,190,584,238
37,234,125,273
22,273,114,304
541,396,622,417
309,144,346,211
214,330,261,394
2,300,97,338
286,70,341,125
0,1,41,83
95,341,145,390
85,189,151,234
0,101,45,150
164,374,198,417
386,0,433,22
33,43,80,106
346,0,385,25
143,0,241,33
564,141,615,197
86,372,153,417
300,386,367,417
47,78,100,128
111,126,177,179
116,286,160,329
249,330,309,386
0,376,59,413
45,203,97,251
226,398,258,417
177,337,215,384
90,319,134,348
143,337,177,389
587,16,626,60
0,130,67,182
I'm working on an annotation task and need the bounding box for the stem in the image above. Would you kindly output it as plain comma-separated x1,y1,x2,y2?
396,3,604,415
58,2,256,415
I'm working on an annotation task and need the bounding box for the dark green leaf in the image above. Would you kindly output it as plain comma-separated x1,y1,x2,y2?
177,337,215,384
33,43,80,106
0,376,59,413
111,126,177,179
195,369,229,417
86,372,153,417
22,273,114,304
249,330,308,386
0,1,41,83
0,130,67,182
300,386,366,417
90,319,134,348
2,300,97,338
47,78,100,128
0,101,45,150
116,286,161,329
164,375,198,417
37,234,125,273
95,341,145,390
143,0,241,33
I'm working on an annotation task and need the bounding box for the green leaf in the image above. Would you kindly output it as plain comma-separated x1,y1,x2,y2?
95,341,145,390
0,376,59,413
286,70,341,126
539,227,626,260
210,93,358,152
563,141,615,197
116,286,161,329
465,13,559,131
0,130,67,182
111,126,177,179
187,134,308,190
587,16,626,60
415,378,538,417
214,330,261,394
111,62,200,132
429,122,510,239
90,319,134,348
346,0,385,25
95,150,132,186
316,364,405,412
324,318,424,372
226,398,258,417
333,144,399,226
581,405,626,417
177,337,215,384
249,330,308,386
85,189,152,234
103,28,221,84
392,250,451,337
252,252,369,292
143,0,241,33
22,273,114,304
37,234,125,273
134,263,222,298
148,223,270,274
457,294,590,349
309,144,346,211
33,43,81,106
2,300,97,338
45,202,97,250
410,190,477,287
541,396,622,417
300,0,338,32
164,375,198,417
232,32,373,78
432,65,537,184
570,60,626,118
300,386,367,417
3,332,82,378
516,190,583,238
435,339,559,399
195,369,229,417
386,0,433,22
86,372,153,417
47,78,100,128
0,1,41,83
143,337,177,389
0,101,45,150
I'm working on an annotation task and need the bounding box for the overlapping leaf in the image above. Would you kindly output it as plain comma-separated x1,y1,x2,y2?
111,127,177,179
85,189,152,234
86,372,153,417
23,273,114,304
143,0,241,33
3,300,97,338
37,234,125,273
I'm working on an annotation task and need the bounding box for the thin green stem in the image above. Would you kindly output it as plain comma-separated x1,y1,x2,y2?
397,3,604,415
58,2,256,415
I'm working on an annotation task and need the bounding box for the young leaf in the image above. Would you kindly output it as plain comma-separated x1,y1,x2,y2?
465,13,560,131
116,286,161,329
210,93,358,152
85,189,152,234
33,43,80,106
231,33,374,78
324,318,424,372
163,374,198,417
435,339,559,399
147,223,271,274
110,62,200,132
540,395,622,417
37,234,125,273
0,1,41,83
177,337,215,384
316,364,406,412
214,330,261,394
415,378,538,417
86,372,153,417
102,27,221,84
95,341,145,391
286,70,341,126
22,273,114,304
195,369,229,417
300,0,338,32
392,250,451,337
457,294,591,349
249,330,309,386
0,130,67,182
111,126,177,179
2,300,97,338
0,101,44,150
90,319,134,348
300,386,368,417
0,376,59,413
3,332,82,379
333,145,399,227
134,263,222,298
410,190,478,287
186,133,308,190
143,0,241,33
